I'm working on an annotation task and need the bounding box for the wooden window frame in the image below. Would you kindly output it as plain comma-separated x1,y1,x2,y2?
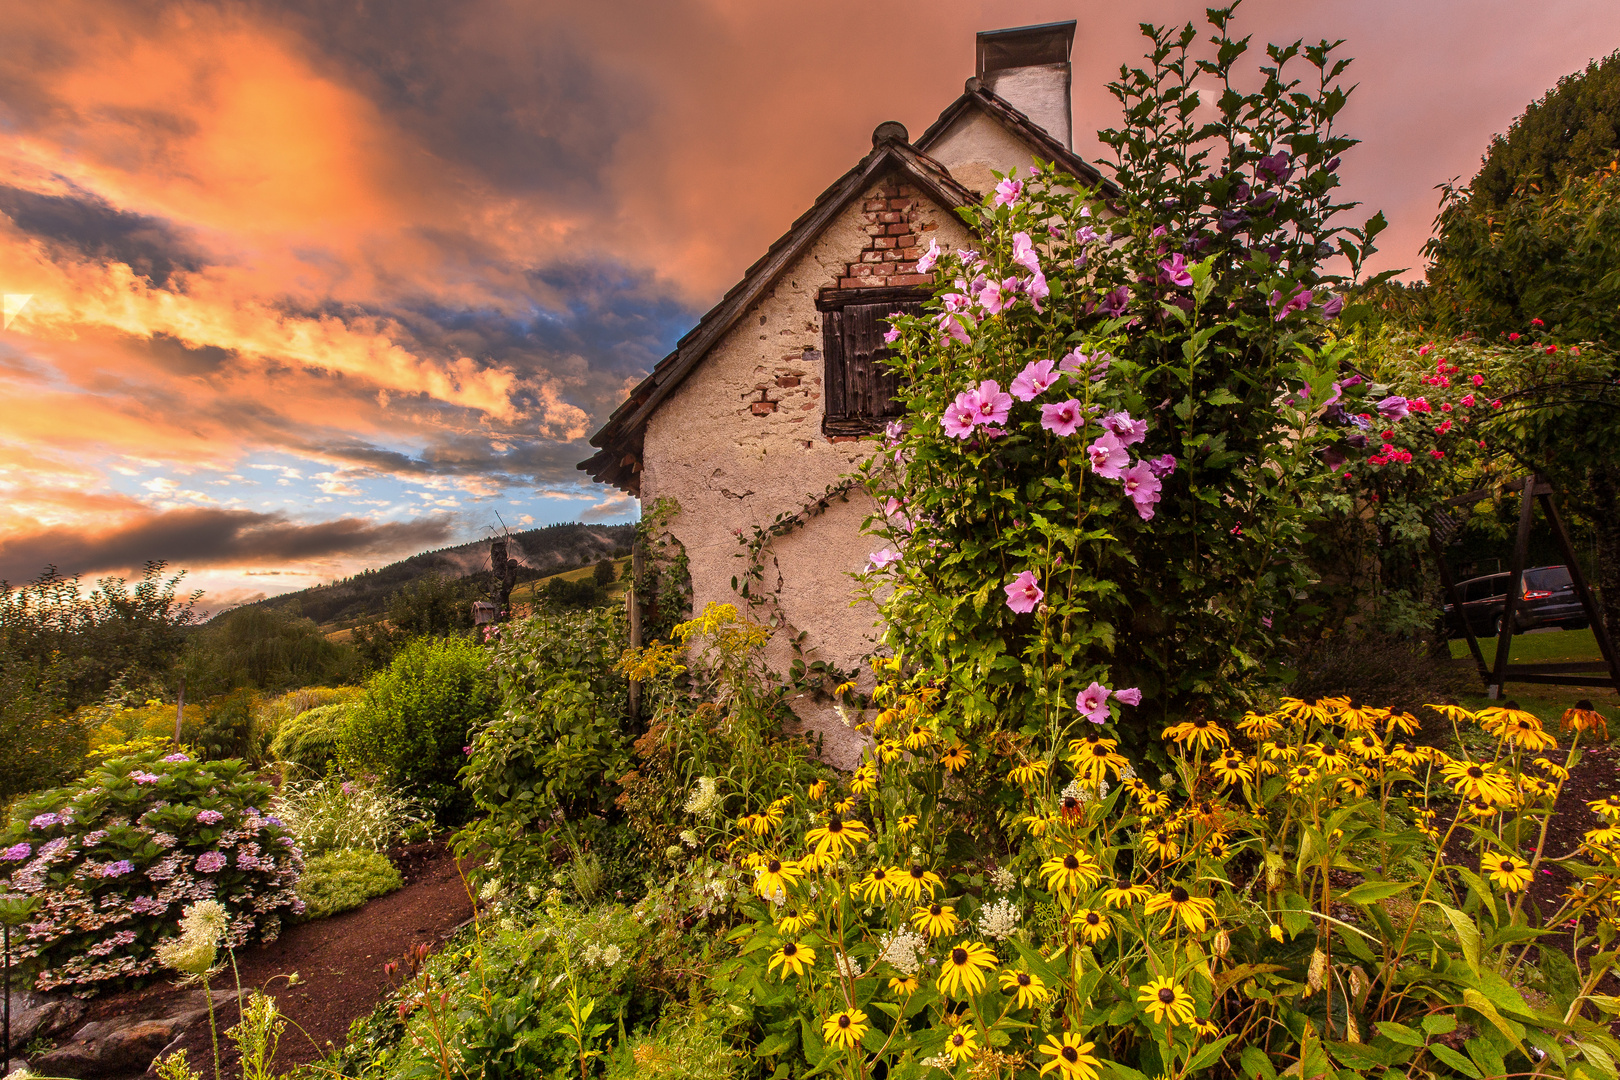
815,286,929,437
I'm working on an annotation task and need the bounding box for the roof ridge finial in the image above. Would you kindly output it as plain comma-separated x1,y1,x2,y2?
871,121,909,147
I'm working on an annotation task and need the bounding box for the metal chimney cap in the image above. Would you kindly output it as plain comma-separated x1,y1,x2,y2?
872,121,909,146
976,20,1077,78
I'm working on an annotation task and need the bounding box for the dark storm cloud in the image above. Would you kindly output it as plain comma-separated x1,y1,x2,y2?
254,0,645,203
0,183,205,286
0,508,453,581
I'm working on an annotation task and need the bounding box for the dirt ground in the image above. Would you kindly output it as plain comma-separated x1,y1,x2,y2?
72,840,475,1076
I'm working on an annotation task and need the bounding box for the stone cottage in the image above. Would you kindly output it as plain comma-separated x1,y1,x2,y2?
580,21,1114,766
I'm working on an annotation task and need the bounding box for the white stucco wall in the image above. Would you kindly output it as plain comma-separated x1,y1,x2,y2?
639,178,972,768
924,110,1048,194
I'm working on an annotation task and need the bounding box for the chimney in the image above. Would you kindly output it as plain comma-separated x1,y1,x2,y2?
975,21,1076,150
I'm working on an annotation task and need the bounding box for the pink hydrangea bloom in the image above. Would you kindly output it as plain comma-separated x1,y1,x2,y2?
1011,359,1059,401
2,843,30,861
1011,231,1041,274
1101,410,1146,446
1114,687,1142,706
1003,570,1043,614
1075,682,1111,723
1085,433,1129,479
195,851,228,873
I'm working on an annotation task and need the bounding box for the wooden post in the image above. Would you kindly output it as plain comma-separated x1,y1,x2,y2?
1540,488,1620,691
1489,476,1539,698
627,542,644,724
174,678,185,748
1430,532,1489,681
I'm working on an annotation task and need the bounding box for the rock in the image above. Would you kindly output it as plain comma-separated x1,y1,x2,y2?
33,1019,178,1078
3,989,86,1045
6,1059,29,1078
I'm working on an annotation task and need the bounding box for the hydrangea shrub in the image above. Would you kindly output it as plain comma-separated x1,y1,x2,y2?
0,750,304,993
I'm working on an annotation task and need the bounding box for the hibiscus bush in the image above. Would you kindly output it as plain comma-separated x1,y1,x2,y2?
0,749,304,994
862,9,1393,758
716,682,1620,1079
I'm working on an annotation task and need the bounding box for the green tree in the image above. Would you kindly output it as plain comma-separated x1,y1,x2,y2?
184,604,358,695
351,573,480,669
1472,50,1620,212
592,558,617,587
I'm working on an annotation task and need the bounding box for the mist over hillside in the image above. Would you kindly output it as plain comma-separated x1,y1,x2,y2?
228,522,635,626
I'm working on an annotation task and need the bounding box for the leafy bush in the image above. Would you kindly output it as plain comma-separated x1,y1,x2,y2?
0,655,90,809
271,776,429,857
541,576,601,610
339,635,498,821
0,750,303,993
194,687,256,761
459,608,629,884
183,604,359,696
270,702,360,778
296,849,402,920
255,685,365,740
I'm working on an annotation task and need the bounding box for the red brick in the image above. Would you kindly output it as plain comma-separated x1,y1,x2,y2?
873,235,896,249
886,223,911,236
776,375,801,387
897,249,919,264
865,224,887,237
895,261,917,273
889,198,913,211
896,183,919,196
878,211,902,224
801,403,815,411
891,273,932,286
751,401,778,416
883,250,903,261
838,277,862,288
860,251,884,264
863,198,887,212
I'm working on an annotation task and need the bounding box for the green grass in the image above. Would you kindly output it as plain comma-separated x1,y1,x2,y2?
1442,627,1617,726
1446,626,1603,666
509,556,631,605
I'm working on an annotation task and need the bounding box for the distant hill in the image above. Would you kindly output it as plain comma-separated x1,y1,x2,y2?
233,522,635,626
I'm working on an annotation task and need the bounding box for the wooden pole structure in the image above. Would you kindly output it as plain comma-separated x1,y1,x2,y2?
1430,531,1490,682
1539,486,1620,690
1488,476,1539,698
627,541,644,725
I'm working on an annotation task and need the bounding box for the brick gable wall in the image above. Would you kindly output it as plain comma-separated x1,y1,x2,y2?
838,180,938,290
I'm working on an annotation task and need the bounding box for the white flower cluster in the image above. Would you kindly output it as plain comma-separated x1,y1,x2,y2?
877,928,925,976
832,950,864,979
683,777,720,817
990,865,1016,892
582,943,623,968
1060,777,1108,802
977,898,1020,942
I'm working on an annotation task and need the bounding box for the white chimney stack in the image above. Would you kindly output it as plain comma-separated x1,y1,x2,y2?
976,21,1076,151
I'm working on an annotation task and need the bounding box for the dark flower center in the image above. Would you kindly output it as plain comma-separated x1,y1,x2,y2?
1158,987,1176,1003
782,943,797,956
1193,719,1209,729
1062,1047,1078,1062
930,904,943,916
1086,912,1100,925
1296,767,1311,777
1170,887,1189,903
910,866,925,879
872,868,886,880
838,1015,851,1029
1501,860,1515,871
1017,973,1031,986
1467,766,1484,779
767,860,781,873
1064,854,1080,870
1063,797,1080,811
952,948,968,965
952,1034,964,1047
828,819,844,833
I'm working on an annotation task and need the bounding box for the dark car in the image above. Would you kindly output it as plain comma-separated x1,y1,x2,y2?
1443,565,1588,639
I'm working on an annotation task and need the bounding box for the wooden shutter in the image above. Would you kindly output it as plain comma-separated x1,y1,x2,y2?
820,290,925,436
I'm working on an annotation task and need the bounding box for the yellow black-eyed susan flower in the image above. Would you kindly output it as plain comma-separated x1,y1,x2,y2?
877,739,904,764
1425,702,1476,725
1346,732,1385,760
1071,907,1111,943
1520,774,1557,801
1591,795,1620,821
1205,834,1231,860
904,723,934,750
776,909,817,934
1467,796,1503,818
910,902,959,937
1236,711,1281,739
939,742,971,772
1138,977,1196,1026
943,1023,980,1063
1584,824,1620,850
1144,884,1217,932
1102,882,1152,908
1285,764,1319,794
1385,710,1421,735
1192,1017,1221,1038
1141,827,1181,861
888,974,918,995
936,941,997,996
807,779,828,801
1308,744,1353,773
1277,696,1334,726
1135,788,1172,815
896,813,919,834
1386,742,1424,770
767,940,815,979
833,796,858,815
754,856,803,900
1499,713,1558,751
1208,752,1253,788
1162,717,1231,751
1007,758,1049,784
850,762,878,794
1441,760,1516,805
805,815,870,859
999,967,1050,1009
1536,757,1570,781
1563,701,1608,736
1059,794,1086,822
1040,849,1103,894
1336,771,1371,799
894,863,941,901
821,1009,868,1050
1485,851,1533,891
1072,742,1129,784
1037,1033,1101,1079
854,866,895,903
1021,812,1054,837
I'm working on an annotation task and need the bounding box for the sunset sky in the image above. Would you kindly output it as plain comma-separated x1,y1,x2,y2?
2,0,1617,608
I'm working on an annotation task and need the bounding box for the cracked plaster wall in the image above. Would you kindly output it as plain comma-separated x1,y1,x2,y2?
639,178,973,769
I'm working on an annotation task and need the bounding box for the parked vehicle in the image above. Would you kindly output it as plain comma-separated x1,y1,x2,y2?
1443,565,1588,639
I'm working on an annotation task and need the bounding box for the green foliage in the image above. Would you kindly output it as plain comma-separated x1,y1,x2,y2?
0,750,304,993
195,687,256,762
0,654,90,810
339,635,499,822
635,497,692,641
271,776,430,857
593,558,618,587
864,11,1383,753
184,604,359,696
351,573,482,670
295,849,402,920
270,702,358,777
1471,49,1620,212
458,608,630,884
541,575,602,610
